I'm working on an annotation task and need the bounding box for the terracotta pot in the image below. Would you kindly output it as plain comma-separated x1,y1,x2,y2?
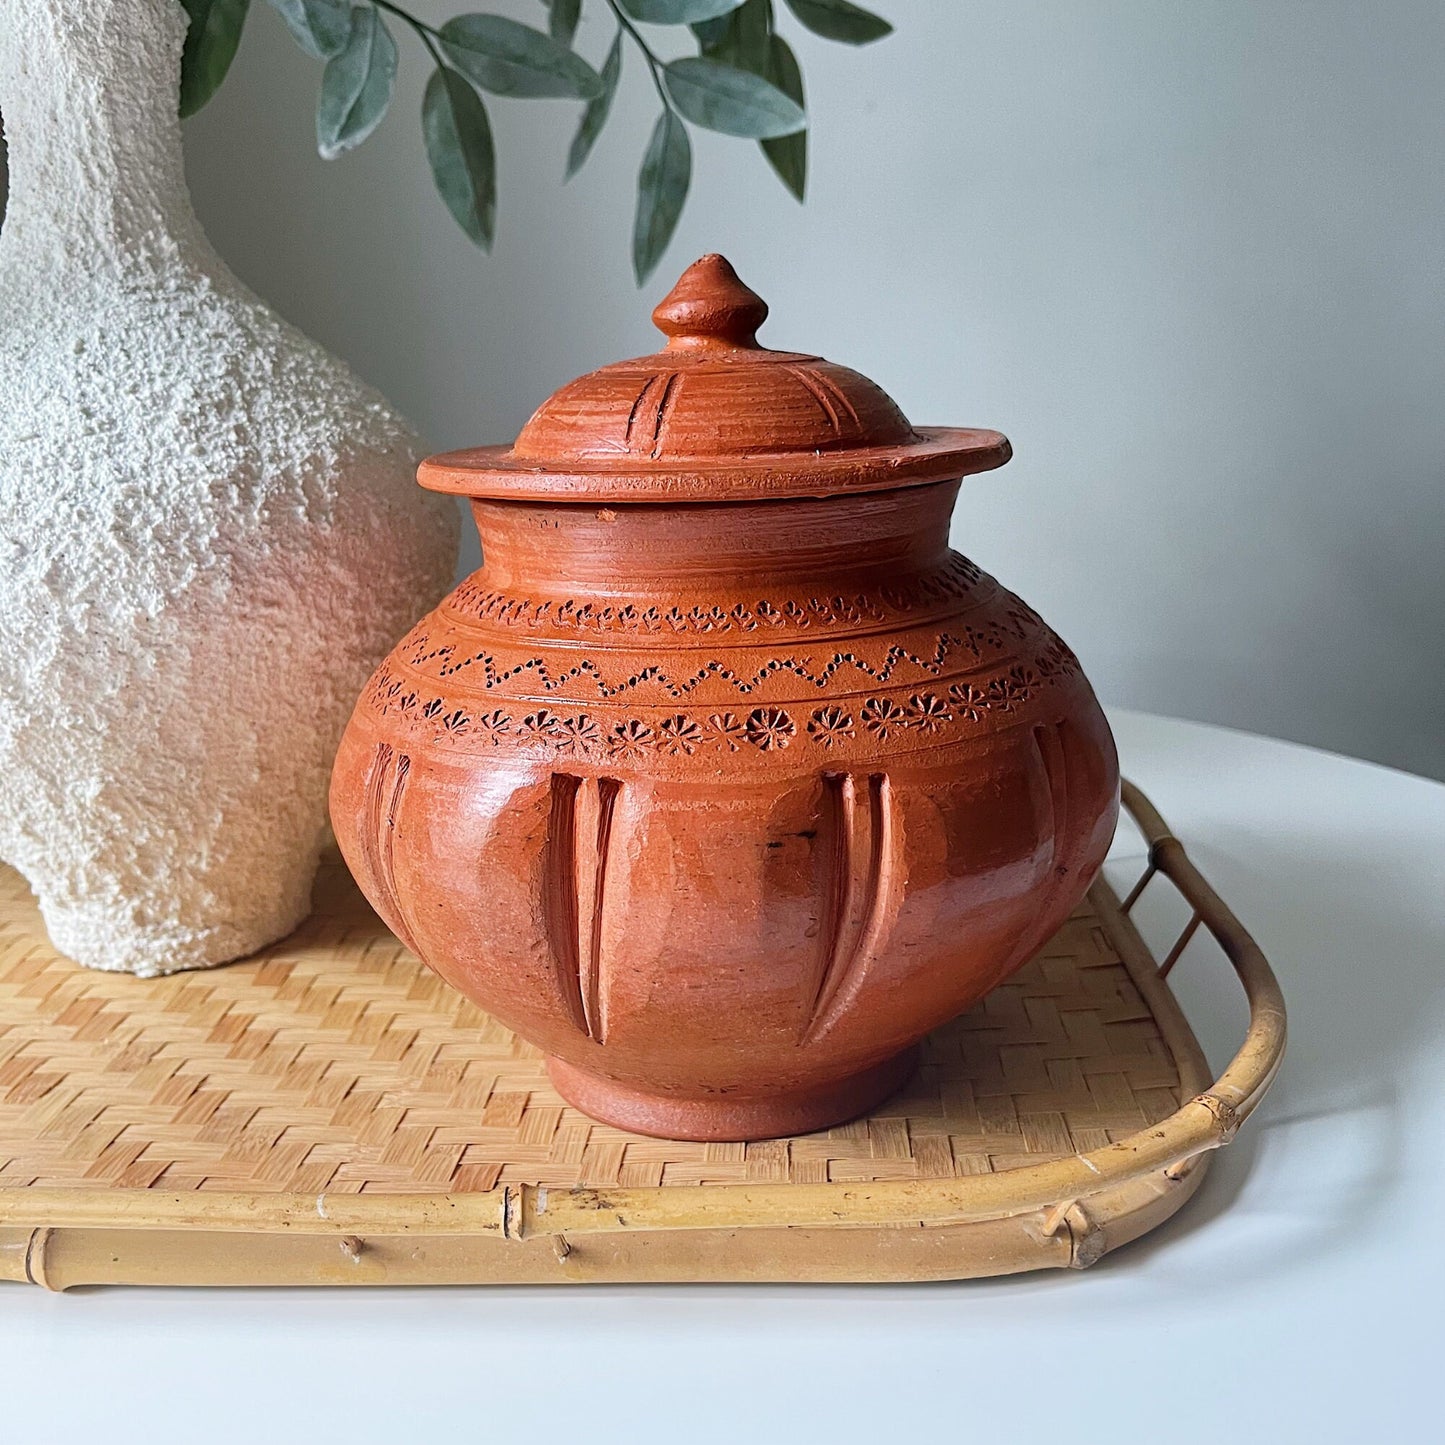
331,256,1119,1141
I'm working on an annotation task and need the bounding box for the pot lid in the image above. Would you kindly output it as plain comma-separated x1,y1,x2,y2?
419,254,1010,503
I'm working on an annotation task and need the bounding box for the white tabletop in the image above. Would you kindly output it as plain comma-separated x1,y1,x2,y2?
2,710,1441,1444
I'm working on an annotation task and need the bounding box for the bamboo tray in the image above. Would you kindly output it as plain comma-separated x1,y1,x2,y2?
0,782,1284,1289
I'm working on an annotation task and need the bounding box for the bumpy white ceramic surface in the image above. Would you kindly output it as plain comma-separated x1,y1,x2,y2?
0,0,458,974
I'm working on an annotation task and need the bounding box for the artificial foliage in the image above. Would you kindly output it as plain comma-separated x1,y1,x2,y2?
179,0,893,281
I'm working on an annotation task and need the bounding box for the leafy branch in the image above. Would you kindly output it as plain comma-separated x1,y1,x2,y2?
179,0,893,283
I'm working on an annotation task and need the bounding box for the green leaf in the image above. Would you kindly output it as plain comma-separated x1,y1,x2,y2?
316,6,397,158
566,31,622,179
622,0,745,24
696,0,774,71
735,0,772,62
440,15,603,99
267,0,352,60
633,110,691,285
782,0,892,45
690,16,732,49
697,4,807,197
178,0,251,117
549,0,581,47
663,56,803,138
422,67,497,249
692,0,768,70
760,34,805,200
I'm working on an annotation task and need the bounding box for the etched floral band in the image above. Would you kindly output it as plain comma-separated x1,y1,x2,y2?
361,655,1080,761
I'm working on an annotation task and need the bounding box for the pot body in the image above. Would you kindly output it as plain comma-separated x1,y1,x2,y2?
0,0,458,974
332,480,1118,1139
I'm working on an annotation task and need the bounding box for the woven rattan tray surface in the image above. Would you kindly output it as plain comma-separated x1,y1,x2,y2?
0,783,1285,1288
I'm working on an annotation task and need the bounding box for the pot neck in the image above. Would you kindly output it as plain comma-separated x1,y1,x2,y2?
467,481,962,606
0,0,200,276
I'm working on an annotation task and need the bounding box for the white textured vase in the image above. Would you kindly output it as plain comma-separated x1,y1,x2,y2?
0,0,459,974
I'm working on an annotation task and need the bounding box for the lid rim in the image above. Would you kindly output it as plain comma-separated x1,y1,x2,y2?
419,427,1011,503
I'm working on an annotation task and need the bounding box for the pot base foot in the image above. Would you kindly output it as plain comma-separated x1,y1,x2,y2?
544,1048,921,1143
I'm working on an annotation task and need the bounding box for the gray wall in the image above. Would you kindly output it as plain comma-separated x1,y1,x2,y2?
182,1,1445,780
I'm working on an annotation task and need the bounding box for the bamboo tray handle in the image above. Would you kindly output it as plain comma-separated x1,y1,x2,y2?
1117,780,1288,1130
0,781,1286,1242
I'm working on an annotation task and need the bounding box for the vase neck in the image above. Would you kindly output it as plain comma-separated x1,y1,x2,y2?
0,0,198,272
468,482,962,607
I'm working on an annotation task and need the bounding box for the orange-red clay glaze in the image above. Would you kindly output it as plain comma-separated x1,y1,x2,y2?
331,256,1119,1141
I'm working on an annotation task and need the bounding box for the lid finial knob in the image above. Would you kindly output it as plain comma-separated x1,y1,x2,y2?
652,254,769,350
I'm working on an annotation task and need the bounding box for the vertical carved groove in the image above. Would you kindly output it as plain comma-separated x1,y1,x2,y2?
358,742,392,914
649,373,681,457
855,771,895,966
802,772,900,1044
624,374,662,445
543,774,588,1036
815,369,863,429
543,774,622,1042
809,772,858,1029
1034,722,1072,880
789,364,842,431
381,754,416,953
979,724,1078,989
360,743,420,956
584,778,622,1041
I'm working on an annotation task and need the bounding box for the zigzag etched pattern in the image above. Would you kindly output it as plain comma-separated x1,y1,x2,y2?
415,632,1003,699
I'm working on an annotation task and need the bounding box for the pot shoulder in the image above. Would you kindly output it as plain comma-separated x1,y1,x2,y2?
346,553,1100,772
